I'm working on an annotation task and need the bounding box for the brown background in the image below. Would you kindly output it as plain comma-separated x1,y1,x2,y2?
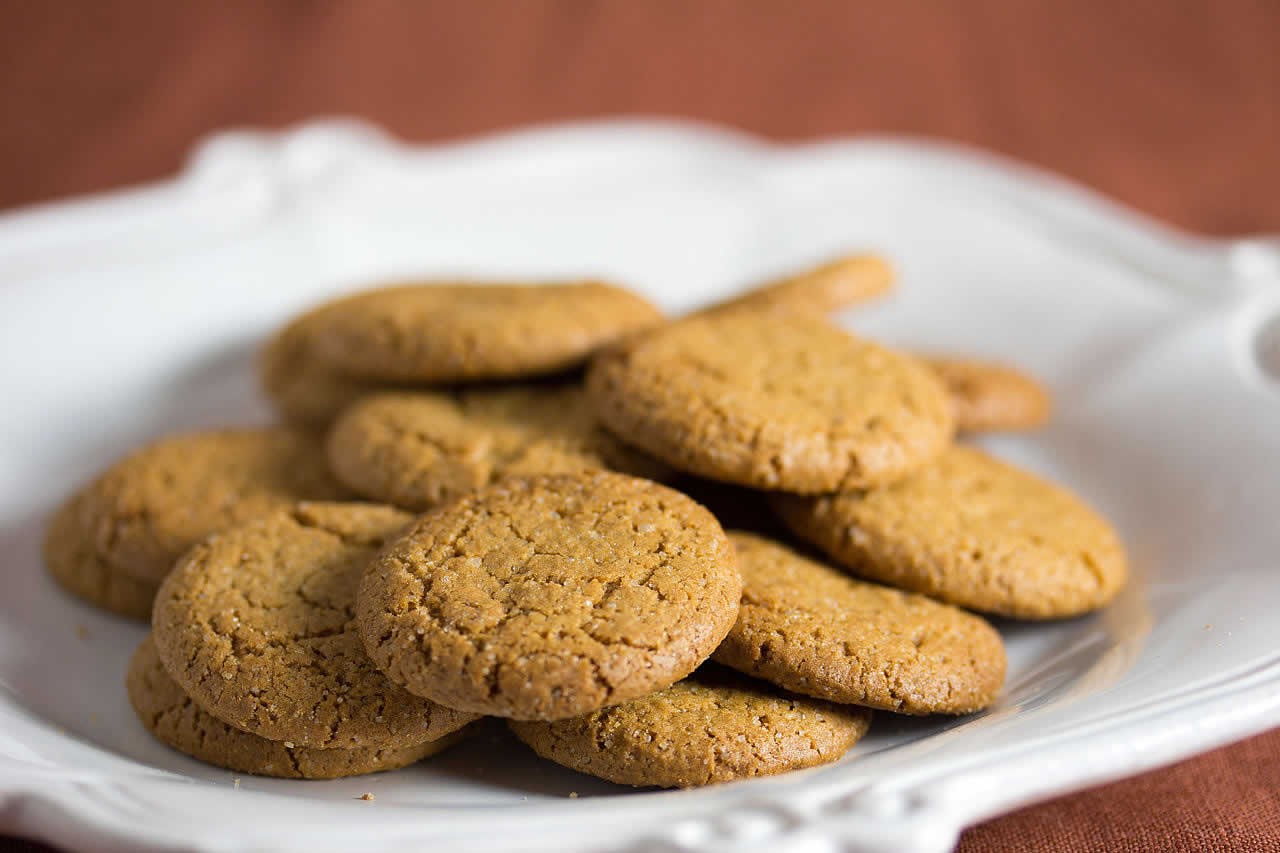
1,2,1278,851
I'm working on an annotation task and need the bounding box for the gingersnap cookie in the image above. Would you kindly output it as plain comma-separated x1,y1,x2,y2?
152,502,478,749
358,472,742,721
44,492,157,620
56,427,349,585
508,667,872,788
709,254,894,315
327,384,671,511
128,636,467,779
311,281,663,383
259,303,402,426
713,532,1005,714
775,446,1129,619
587,310,954,493
921,355,1052,433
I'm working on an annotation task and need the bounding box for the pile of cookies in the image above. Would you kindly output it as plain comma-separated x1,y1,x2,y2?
44,255,1127,788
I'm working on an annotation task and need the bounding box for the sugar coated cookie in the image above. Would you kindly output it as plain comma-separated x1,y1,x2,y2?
152,503,478,749
714,532,1006,713
128,636,466,779
312,281,663,383
710,254,894,315
921,355,1052,433
259,303,401,426
327,385,670,511
55,427,349,584
587,310,953,493
508,667,871,788
358,472,741,720
44,492,158,620
776,446,1128,619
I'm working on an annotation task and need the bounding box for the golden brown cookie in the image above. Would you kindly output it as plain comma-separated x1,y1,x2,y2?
327,384,671,511
776,446,1129,619
508,667,871,788
54,427,349,584
921,355,1052,433
259,303,404,426
152,503,478,749
713,532,1005,714
44,492,157,620
587,310,954,493
128,636,467,779
311,281,663,383
358,472,742,721
709,254,894,315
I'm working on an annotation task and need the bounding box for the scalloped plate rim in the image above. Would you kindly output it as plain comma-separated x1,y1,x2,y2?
1,117,1278,853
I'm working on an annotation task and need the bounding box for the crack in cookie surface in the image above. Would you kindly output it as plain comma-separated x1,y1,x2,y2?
259,302,410,426
357,472,742,720
775,446,1129,619
151,502,478,749
127,636,464,778
57,427,350,584
509,666,871,788
43,491,158,619
586,310,953,493
712,532,1006,714
327,384,669,511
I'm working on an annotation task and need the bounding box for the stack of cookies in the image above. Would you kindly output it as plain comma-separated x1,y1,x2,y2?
44,255,1127,788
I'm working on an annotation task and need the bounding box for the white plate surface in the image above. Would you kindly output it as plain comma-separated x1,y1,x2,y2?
1,120,1279,853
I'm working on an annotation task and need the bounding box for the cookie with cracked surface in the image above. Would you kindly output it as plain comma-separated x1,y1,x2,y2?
707,254,894,315
775,446,1129,619
152,502,479,749
56,427,350,584
44,492,157,620
128,636,467,779
259,302,406,426
587,310,953,493
327,384,672,511
357,472,742,721
920,355,1052,433
311,281,664,383
508,666,872,788
713,532,1005,714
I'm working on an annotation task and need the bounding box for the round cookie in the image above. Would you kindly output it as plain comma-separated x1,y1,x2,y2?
713,532,1006,714
587,310,954,493
508,667,872,788
44,492,157,620
152,502,478,749
127,636,467,779
60,427,350,584
259,303,404,426
312,281,664,383
920,355,1052,433
327,384,671,510
358,472,742,721
708,254,894,315
775,446,1129,619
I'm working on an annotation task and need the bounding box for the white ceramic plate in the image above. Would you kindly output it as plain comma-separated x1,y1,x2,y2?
1,120,1279,853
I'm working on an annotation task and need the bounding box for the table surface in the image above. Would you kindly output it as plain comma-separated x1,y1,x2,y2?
2,3,1278,852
